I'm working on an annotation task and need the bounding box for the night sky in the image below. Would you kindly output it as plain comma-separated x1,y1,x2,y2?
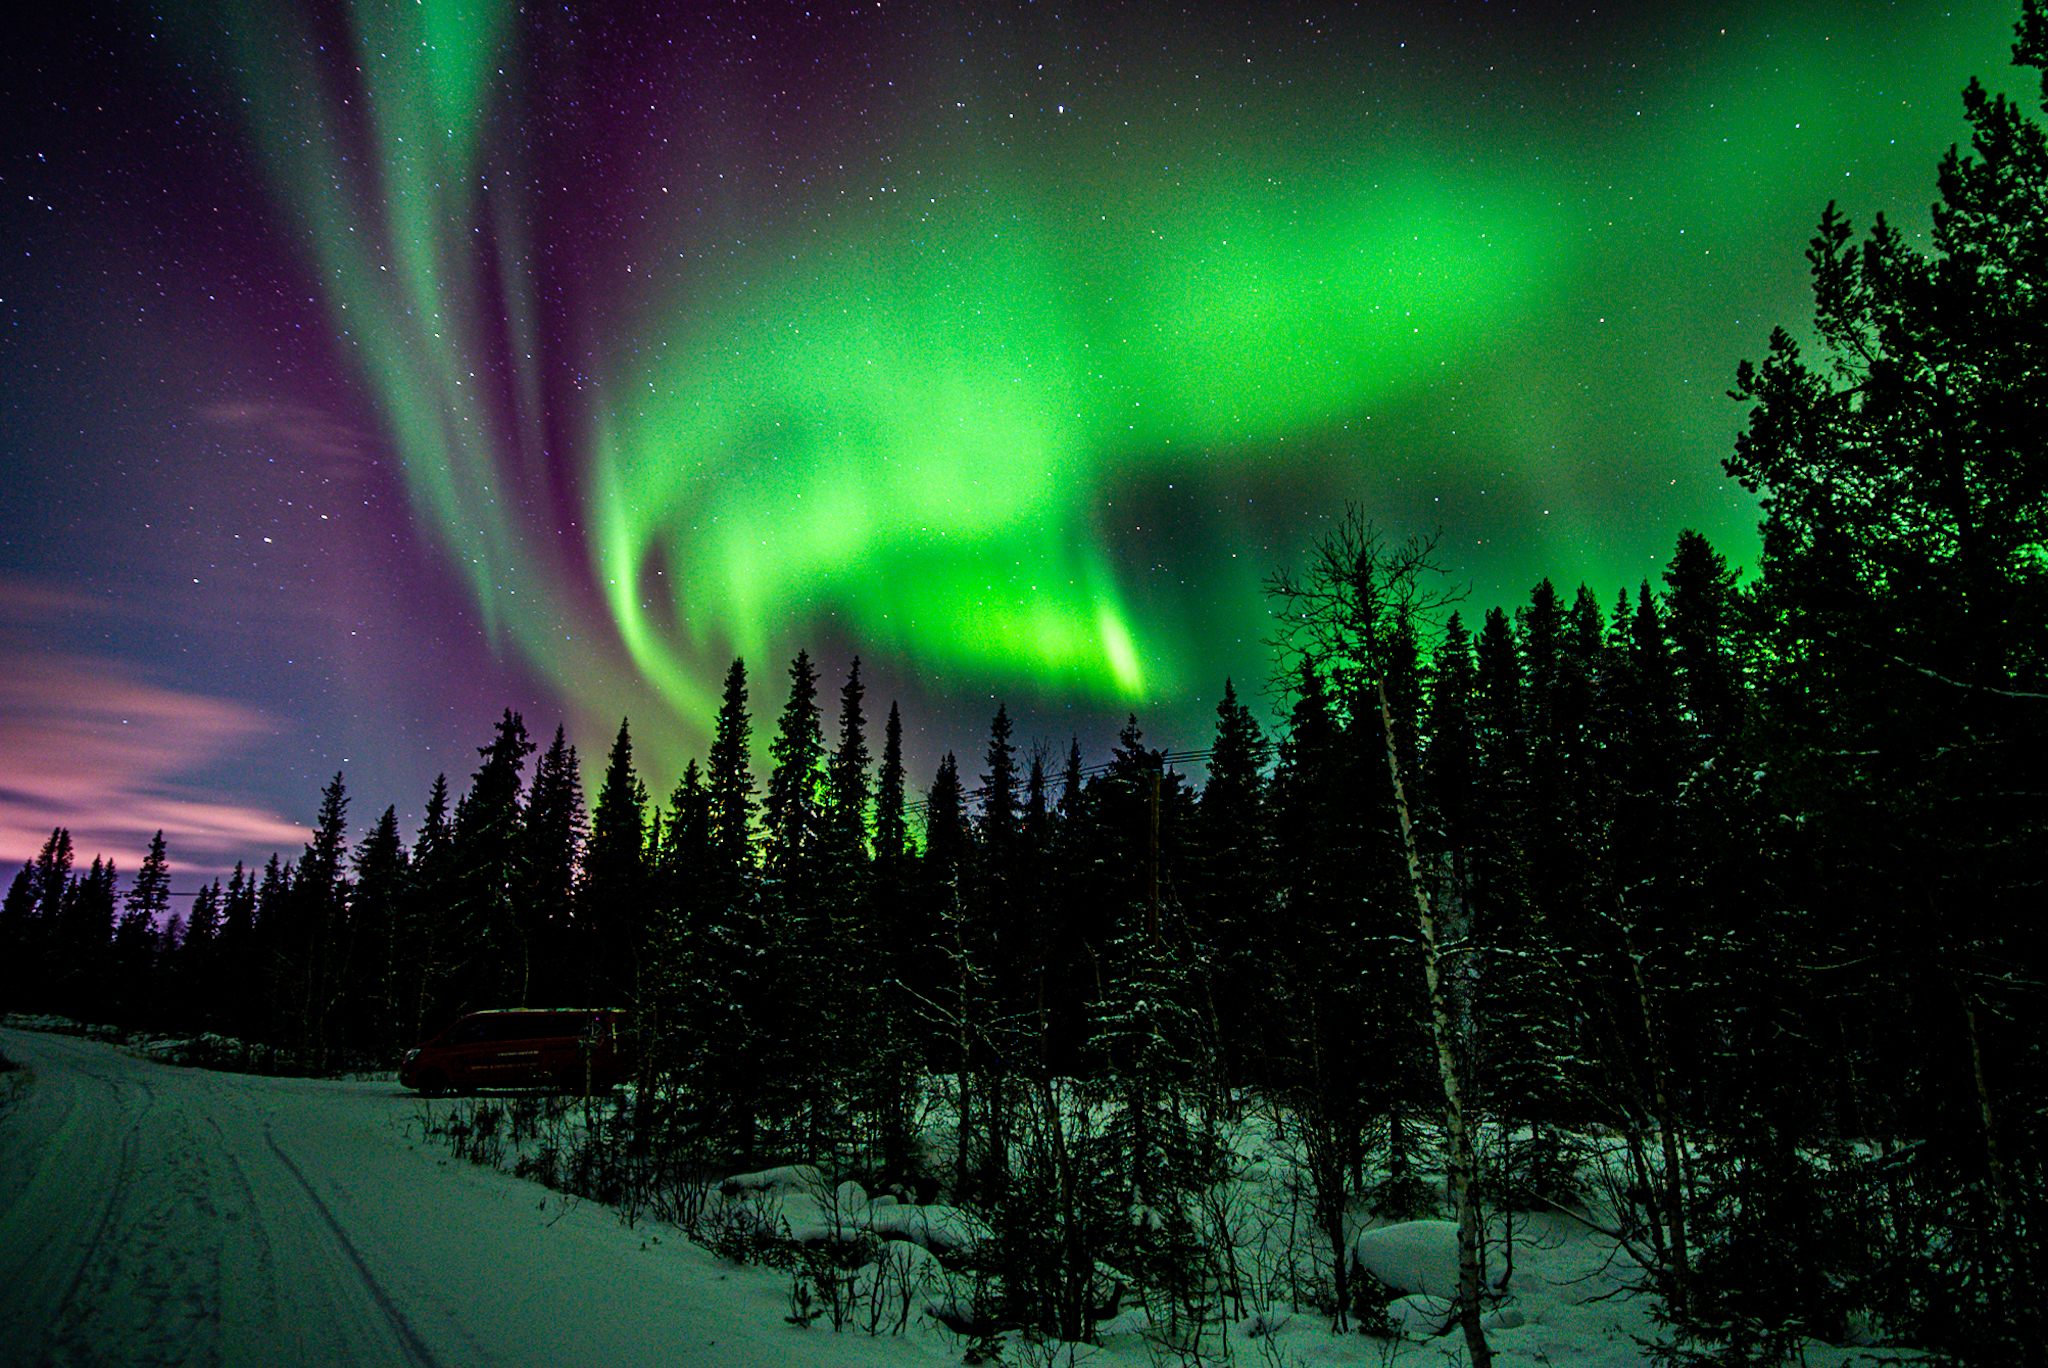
0,0,2029,900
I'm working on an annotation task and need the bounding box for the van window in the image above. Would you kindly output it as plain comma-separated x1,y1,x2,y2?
488,1014,540,1041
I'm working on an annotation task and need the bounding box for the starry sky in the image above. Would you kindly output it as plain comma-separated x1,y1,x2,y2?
0,0,2031,900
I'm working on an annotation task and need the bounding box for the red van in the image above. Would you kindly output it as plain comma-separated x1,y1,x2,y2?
399,1008,631,1095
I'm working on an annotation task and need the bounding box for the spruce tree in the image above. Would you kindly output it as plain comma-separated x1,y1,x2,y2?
1715,9,2048,1355
349,806,408,1058
58,857,118,1020
583,718,649,1006
519,726,585,1004
861,702,922,1178
816,660,891,1159
707,659,756,887
873,702,910,867
917,750,986,1191
217,861,258,1038
635,761,711,1154
653,761,711,914
250,852,291,1030
1194,679,1271,1089
400,775,454,1040
756,653,836,1145
450,711,533,1008
114,830,172,1024
120,830,171,941
1661,530,1746,756
0,863,35,1009
175,878,224,1031
293,775,351,1071
185,878,222,949
697,658,766,1155
31,828,73,926
822,658,872,867
764,651,826,876
974,704,1024,1011
924,753,971,876
1059,738,1083,819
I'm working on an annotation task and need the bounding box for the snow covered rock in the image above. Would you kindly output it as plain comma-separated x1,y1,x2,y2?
863,1202,986,1256
1353,1220,1462,1299
1386,1294,1455,1339
718,1164,825,1196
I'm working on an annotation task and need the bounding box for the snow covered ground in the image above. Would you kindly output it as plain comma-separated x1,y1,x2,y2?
0,1028,956,1368
0,1028,1914,1367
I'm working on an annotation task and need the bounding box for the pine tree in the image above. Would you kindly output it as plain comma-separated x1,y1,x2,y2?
1023,750,1052,855
400,775,454,1040
1195,679,1271,1090
1059,737,1083,820
292,775,351,1071
252,851,292,1031
636,760,712,1153
519,726,585,1005
58,856,119,1019
1714,9,2048,1356
921,750,982,1191
583,718,649,1006
185,879,222,949
450,710,534,1008
33,827,74,921
349,807,408,1059
822,658,872,867
874,702,910,867
175,877,224,1032
764,651,826,876
1,837,56,1011
813,659,891,1159
924,752,971,876
861,702,922,1178
974,705,1024,1011
217,861,258,1038
115,831,172,1025
696,658,766,1156
1662,530,1746,755
979,705,1019,849
1263,662,1384,1319
0,864,34,995
707,659,756,888
120,830,171,941
753,653,838,1145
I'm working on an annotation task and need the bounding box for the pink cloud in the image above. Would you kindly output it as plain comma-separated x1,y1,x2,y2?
196,399,372,474
0,647,310,885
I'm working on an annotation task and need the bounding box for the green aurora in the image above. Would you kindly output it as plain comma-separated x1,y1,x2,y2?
202,0,2029,757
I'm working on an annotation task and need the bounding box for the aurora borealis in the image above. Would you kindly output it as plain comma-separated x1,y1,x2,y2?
0,0,2032,895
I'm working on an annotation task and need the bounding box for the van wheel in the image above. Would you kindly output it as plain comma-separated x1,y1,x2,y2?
415,1068,449,1097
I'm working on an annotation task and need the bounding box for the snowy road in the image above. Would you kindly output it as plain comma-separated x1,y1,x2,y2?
0,1029,937,1368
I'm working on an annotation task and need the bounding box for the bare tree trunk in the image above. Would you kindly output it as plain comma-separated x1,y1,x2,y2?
1375,677,1492,1368
1958,975,2042,1366
1624,922,1690,1319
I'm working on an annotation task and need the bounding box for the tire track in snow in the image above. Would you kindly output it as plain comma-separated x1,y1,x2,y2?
45,1073,146,1344
0,1056,125,1346
4,1051,227,1367
205,1113,286,1344
260,1126,446,1368
13,1063,165,1367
